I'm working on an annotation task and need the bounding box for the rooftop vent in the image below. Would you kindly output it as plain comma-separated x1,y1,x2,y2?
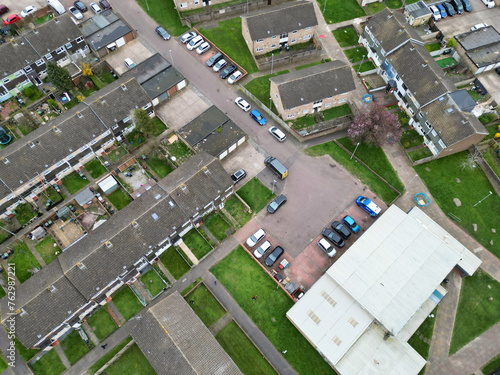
105,240,112,248
131,220,139,228
121,84,127,91
154,194,162,200
53,126,61,134
152,213,159,221
77,111,83,119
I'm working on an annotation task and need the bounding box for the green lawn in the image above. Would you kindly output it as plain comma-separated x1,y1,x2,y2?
244,70,289,106
60,330,92,365
86,307,118,341
199,18,258,74
34,13,53,25
211,246,334,375
450,270,500,354
126,129,146,147
31,350,66,375
104,343,156,375
164,140,193,165
317,0,365,23
224,195,252,227
306,141,400,204
85,159,107,179
409,147,433,162
484,124,499,140
39,186,65,207
414,151,500,258
88,337,132,374
352,61,377,73
216,321,277,375
181,277,202,297
237,177,275,213
0,354,7,372
182,229,212,260
135,0,187,36
425,42,442,52
108,145,129,163
15,338,39,361
14,203,37,226
204,213,232,242
322,103,353,121
160,247,191,280
400,128,424,149
9,241,41,283
107,188,132,211
99,70,117,85
408,307,438,362
295,60,324,71
90,75,105,89
483,354,500,375
479,113,498,125
436,57,457,68
385,0,403,8
146,152,173,178
366,1,386,13
140,269,166,297
152,117,167,136
0,286,5,299
34,236,60,264
62,172,90,195
344,46,368,63
482,148,500,178
292,115,317,130
185,283,226,327
112,287,144,321
332,26,359,47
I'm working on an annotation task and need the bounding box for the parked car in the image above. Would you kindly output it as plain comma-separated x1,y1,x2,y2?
213,59,227,72
180,31,197,44
356,196,381,217
342,215,360,233
267,194,287,214
20,5,37,18
4,14,20,25
450,0,464,13
496,66,500,76
73,1,87,11
196,41,211,55
461,0,472,11
317,238,337,258
246,228,266,248
206,52,222,67
235,97,251,112
69,6,83,19
1,249,14,260
99,0,111,9
155,26,170,40
268,126,286,142
429,5,441,20
90,2,102,13
0,5,9,15
322,228,345,248
250,109,266,125
331,221,351,239
220,64,236,79
436,3,447,17
443,2,456,16
265,246,284,267
228,70,242,85
231,169,246,184
124,58,136,69
253,240,272,259
187,35,203,50
471,23,488,31
482,0,495,7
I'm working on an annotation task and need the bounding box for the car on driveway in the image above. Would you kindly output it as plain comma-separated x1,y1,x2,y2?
317,238,337,258
196,42,210,54
0,5,9,15
69,6,83,19
99,0,111,9
429,5,441,20
206,52,222,67
187,35,204,50
265,246,284,267
269,126,286,142
482,0,495,7
462,0,472,11
73,1,87,11
436,3,447,17
331,221,351,239
250,109,266,125
342,215,360,233
231,169,246,184
20,6,37,18
322,228,345,248
471,23,488,31
443,2,456,15
356,196,381,217
155,26,170,40
253,240,272,259
124,58,136,69
180,31,197,44
220,64,236,79
4,14,20,25
246,228,266,248
228,70,242,85
90,2,102,13
213,59,227,72
267,194,287,214
235,97,251,112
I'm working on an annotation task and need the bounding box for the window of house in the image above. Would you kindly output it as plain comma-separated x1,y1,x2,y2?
409,107,414,115
256,47,264,52
271,44,276,48
431,129,437,137
325,103,331,108
291,39,296,43
303,109,309,114
256,39,264,43
2,78,9,84
418,112,423,118
396,75,400,81
438,140,446,148
292,30,297,34
304,34,311,40
143,102,152,110
313,100,323,105
338,98,347,103
24,65,33,73
45,53,54,61
280,32,288,39
56,47,65,54
272,35,276,39
35,59,44,67
76,36,84,44
287,113,295,119
179,2,187,8
305,26,312,31
194,0,199,4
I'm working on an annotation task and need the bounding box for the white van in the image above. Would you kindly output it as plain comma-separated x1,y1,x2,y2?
48,0,66,14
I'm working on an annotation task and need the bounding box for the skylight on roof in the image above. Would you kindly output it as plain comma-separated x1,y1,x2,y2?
446,107,454,114
152,213,159,221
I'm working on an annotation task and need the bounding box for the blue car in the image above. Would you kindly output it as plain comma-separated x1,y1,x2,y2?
356,196,382,217
342,215,360,233
437,3,447,17
250,109,266,125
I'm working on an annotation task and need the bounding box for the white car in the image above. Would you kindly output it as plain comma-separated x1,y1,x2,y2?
124,58,136,69
90,2,102,13
69,6,83,20
253,240,272,259
180,31,197,44
482,0,495,7
235,97,251,112
196,42,211,55
213,59,227,72
317,238,337,258
246,228,266,248
269,126,286,142
429,5,441,21
21,5,37,18
187,35,203,51
471,23,488,31
228,70,242,85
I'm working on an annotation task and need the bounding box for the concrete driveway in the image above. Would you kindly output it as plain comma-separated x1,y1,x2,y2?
104,39,154,76
437,0,500,36
221,142,266,182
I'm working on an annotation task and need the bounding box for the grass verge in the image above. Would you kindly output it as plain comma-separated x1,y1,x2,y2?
244,70,289,106
408,307,438,361
317,0,365,23
88,337,132,374
483,354,500,375
30,349,66,375
104,343,156,375
332,26,359,47
185,283,226,327
237,177,275,213
135,0,187,36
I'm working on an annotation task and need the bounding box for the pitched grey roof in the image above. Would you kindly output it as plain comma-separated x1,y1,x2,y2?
158,152,234,218
243,1,317,41
80,10,122,37
0,41,41,77
454,27,500,68
388,43,449,106
132,292,242,375
365,8,422,53
81,10,133,50
449,90,477,112
121,53,171,84
422,93,486,146
270,60,355,109
405,1,431,18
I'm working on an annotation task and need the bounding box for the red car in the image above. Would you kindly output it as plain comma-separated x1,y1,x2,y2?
4,14,20,25
0,5,9,15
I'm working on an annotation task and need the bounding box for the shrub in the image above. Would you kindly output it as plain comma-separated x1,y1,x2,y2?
23,87,36,98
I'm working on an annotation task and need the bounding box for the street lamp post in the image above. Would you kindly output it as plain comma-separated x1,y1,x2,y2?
323,0,327,13
350,142,360,160
269,97,272,110
145,0,150,11
271,53,274,74
403,174,418,191
473,191,493,207
272,180,276,194
169,50,174,65
357,55,366,75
